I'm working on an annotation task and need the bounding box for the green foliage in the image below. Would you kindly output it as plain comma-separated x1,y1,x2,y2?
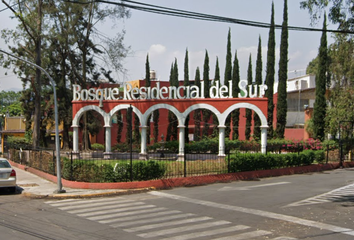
194,67,202,141
254,36,262,140
91,143,104,151
229,150,316,172
246,54,252,140
232,51,240,140
6,136,32,150
265,2,276,138
313,15,328,141
275,0,288,139
62,159,166,182
300,0,354,32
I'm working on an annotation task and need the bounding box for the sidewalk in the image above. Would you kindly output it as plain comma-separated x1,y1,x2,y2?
11,160,354,199
14,166,150,199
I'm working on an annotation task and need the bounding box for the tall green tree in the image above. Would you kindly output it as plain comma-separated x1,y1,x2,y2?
224,29,232,139
1,0,44,149
232,51,241,140
245,54,253,140
145,54,151,144
265,2,276,138
1,0,130,149
276,0,288,139
313,15,328,141
300,0,354,32
184,49,190,143
254,36,263,140
325,34,354,138
202,50,211,137
212,57,220,138
167,60,179,141
193,67,202,141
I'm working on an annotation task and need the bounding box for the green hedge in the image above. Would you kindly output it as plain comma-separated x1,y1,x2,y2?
229,150,323,172
62,159,166,182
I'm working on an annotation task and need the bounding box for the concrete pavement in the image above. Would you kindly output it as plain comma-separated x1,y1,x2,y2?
14,166,150,199
9,159,354,199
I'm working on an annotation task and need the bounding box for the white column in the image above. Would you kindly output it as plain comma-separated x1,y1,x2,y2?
140,125,147,155
72,125,79,152
260,125,268,154
177,125,185,161
218,125,226,157
104,125,111,153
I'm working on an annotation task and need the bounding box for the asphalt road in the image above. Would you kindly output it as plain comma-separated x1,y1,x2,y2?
1,168,354,239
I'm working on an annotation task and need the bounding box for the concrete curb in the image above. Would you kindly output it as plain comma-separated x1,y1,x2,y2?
20,188,155,199
10,160,354,192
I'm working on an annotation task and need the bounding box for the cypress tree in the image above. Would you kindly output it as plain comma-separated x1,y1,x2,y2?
202,50,211,137
232,51,241,139
153,109,159,144
184,49,190,143
133,111,140,144
245,54,253,140
224,28,232,138
313,14,328,141
145,54,151,144
265,2,276,138
254,36,262,140
172,59,179,140
276,0,288,139
166,63,174,141
126,107,132,145
193,67,202,141
224,28,232,84
116,111,123,143
212,57,220,138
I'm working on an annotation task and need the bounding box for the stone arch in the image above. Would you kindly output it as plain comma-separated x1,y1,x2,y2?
182,103,221,125
143,103,183,126
108,104,144,126
72,105,108,126
219,102,268,127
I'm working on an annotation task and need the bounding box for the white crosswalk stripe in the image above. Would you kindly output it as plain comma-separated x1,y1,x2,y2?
286,182,354,207
46,196,298,240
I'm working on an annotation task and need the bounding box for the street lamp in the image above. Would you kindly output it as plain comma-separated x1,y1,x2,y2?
0,48,65,193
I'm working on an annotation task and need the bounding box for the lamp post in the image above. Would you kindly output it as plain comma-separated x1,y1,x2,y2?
0,49,65,193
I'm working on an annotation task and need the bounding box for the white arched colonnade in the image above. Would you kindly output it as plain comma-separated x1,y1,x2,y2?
72,102,269,159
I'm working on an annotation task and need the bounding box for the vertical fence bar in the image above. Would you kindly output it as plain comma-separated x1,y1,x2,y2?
70,151,73,180
326,144,329,164
183,151,187,177
53,150,56,175
227,149,230,173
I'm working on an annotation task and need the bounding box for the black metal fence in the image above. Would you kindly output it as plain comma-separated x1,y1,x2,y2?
3,141,350,183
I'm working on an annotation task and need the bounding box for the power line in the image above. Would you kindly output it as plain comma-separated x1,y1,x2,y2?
63,0,354,34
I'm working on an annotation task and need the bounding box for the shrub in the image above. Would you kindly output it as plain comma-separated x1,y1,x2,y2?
6,136,32,150
91,143,104,151
229,151,316,173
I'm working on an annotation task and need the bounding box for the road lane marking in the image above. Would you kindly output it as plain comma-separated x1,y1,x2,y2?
87,207,167,221
124,216,212,232
137,220,230,238
286,182,354,207
111,213,195,228
212,230,272,240
160,225,250,240
102,210,181,224
218,182,290,191
77,204,154,217
149,191,354,237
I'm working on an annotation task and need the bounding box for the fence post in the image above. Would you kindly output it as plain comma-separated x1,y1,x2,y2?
183,148,187,177
326,144,329,164
227,149,230,173
53,150,55,175
70,151,73,180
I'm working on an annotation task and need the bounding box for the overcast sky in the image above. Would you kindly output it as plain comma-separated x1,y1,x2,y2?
0,0,334,91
